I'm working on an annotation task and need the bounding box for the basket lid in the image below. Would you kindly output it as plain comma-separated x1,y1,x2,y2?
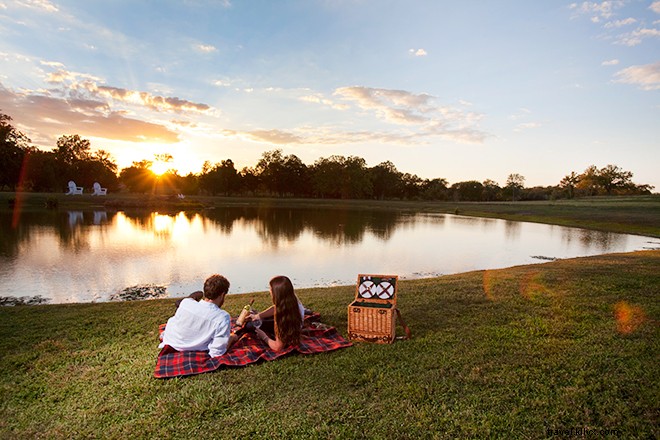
355,274,398,303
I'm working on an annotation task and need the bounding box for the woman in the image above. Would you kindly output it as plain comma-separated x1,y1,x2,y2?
252,275,304,351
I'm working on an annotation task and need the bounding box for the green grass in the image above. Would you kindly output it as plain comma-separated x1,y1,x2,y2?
2,192,659,238
1,251,658,438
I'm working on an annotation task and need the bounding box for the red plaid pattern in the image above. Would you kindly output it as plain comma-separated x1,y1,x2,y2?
154,313,352,378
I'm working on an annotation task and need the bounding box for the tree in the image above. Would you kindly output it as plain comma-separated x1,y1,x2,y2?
370,161,403,200
255,149,286,195
51,134,119,190
119,160,155,193
53,134,91,165
597,164,633,195
559,172,580,199
576,165,599,196
571,164,649,196
280,154,309,197
400,173,424,200
19,148,60,191
451,180,484,201
422,178,449,200
239,167,260,195
482,179,501,201
200,159,240,196
310,156,345,198
505,173,525,201
341,156,372,199
0,111,30,190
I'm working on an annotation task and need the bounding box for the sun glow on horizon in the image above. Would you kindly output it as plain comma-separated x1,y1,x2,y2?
150,161,170,176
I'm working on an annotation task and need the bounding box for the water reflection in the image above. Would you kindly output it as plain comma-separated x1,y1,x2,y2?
0,206,652,304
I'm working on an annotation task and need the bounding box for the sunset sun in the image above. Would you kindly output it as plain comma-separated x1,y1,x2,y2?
151,161,169,176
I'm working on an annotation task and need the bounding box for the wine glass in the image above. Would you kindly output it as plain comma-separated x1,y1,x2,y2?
251,314,262,330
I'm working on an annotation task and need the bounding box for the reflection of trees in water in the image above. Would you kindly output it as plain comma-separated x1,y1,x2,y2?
562,228,624,252
202,206,402,246
2,207,406,255
1,209,96,257
3,206,421,256
504,220,521,241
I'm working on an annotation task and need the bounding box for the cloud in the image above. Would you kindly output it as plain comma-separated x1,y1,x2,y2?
614,62,660,90
299,93,349,110
96,86,211,112
195,43,217,53
513,122,541,132
651,1,660,14
616,27,660,46
602,59,620,66
14,0,59,12
604,17,636,28
570,2,659,46
570,1,625,21
409,48,428,57
245,129,305,145
0,84,180,145
43,66,211,113
332,86,487,143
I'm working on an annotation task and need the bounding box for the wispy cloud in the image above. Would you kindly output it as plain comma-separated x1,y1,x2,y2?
299,93,349,110
194,43,217,53
604,17,636,28
222,126,425,146
409,48,428,57
244,129,304,145
13,0,59,13
570,1,659,46
602,59,620,66
569,1,626,22
616,27,660,46
334,86,487,143
44,66,211,113
614,62,660,90
651,1,660,14
95,86,211,113
514,122,541,133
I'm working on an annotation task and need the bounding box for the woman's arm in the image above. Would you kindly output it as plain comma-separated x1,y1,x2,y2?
255,328,284,351
256,305,275,320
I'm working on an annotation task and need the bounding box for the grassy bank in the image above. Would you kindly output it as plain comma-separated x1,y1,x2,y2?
2,192,659,238
1,250,658,438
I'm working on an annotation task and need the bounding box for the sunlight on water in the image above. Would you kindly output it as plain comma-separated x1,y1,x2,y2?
0,208,654,304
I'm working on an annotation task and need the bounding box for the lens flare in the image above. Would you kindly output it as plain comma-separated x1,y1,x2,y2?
614,301,646,334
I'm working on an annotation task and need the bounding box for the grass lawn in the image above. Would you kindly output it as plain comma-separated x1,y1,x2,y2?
1,250,658,438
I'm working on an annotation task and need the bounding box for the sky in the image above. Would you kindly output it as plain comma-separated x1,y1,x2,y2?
0,0,658,190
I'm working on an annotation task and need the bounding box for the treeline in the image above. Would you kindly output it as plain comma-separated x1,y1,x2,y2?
1,111,654,201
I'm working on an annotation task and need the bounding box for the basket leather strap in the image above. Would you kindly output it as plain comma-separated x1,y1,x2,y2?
395,308,411,340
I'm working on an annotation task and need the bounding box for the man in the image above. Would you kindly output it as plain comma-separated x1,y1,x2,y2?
159,274,238,357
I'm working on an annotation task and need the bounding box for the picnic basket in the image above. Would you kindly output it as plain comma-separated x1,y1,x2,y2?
347,274,410,344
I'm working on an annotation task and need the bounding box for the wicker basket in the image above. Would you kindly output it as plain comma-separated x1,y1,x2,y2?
348,274,399,344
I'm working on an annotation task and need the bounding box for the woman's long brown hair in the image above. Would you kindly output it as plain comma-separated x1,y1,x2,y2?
271,276,302,347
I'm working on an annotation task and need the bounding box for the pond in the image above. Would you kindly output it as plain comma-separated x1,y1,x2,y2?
0,205,656,304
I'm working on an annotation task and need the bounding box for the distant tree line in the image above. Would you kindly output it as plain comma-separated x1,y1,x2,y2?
0,111,654,201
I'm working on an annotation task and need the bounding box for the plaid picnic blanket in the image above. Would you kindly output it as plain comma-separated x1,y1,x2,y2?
154,312,352,378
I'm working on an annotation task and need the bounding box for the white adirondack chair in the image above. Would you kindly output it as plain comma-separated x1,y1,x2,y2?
66,180,83,195
92,182,107,196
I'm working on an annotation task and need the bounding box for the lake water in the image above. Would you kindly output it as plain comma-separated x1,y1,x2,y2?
0,206,656,304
